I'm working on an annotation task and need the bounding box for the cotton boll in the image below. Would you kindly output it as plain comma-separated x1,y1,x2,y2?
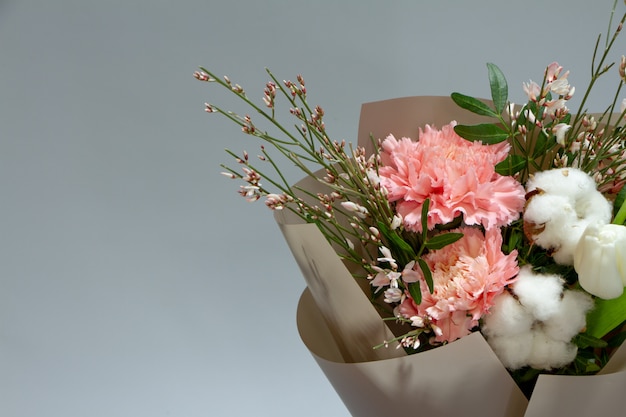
523,194,579,263
487,333,534,370
527,329,578,370
549,218,592,265
523,193,575,229
526,168,596,199
574,189,612,226
523,193,604,265
542,290,594,342
482,291,534,337
524,168,613,265
511,267,564,321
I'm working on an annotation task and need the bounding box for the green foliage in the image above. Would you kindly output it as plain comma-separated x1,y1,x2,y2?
420,198,430,240
487,62,508,114
586,291,626,339
450,93,500,118
495,155,526,176
453,123,509,144
573,332,608,349
424,232,464,250
417,258,434,294
408,281,422,305
377,221,417,262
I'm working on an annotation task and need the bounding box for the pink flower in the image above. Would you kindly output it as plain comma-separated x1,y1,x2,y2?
379,122,525,232
523,81,541,101
545,62,563,82
398,227,519,343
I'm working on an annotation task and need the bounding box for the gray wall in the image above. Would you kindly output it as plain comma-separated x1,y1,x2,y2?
1,1,623,416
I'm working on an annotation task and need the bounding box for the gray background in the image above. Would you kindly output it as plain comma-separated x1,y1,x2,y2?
1,1,623,416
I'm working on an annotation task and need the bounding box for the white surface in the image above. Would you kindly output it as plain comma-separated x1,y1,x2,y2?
0,1,623,416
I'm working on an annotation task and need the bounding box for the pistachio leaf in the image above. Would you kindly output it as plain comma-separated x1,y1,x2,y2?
531,129,556,159
450,92,499,118
421,198,430,240
377,221,416,260
417,258,434,294
495,154,526,176
573,333,608,349
408,281,422,305
453,123,509,144
487,62,508,114
424,232,464,250
613,185,626,219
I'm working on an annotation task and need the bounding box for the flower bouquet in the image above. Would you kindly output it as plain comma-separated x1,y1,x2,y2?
196,2,626,415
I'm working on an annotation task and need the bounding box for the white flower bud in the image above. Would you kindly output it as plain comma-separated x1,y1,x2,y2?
390,214,403,230
552,123,571,146
384,287,403,303
574,223,626,299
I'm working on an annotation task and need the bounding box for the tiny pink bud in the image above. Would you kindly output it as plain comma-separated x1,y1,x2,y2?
193,70,211,81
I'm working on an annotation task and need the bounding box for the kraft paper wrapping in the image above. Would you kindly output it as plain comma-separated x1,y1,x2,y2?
274,96,626,416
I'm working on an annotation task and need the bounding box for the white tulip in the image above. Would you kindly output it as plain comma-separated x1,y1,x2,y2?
574,223,626,299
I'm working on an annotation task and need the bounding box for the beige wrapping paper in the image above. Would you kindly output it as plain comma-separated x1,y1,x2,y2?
274,96,626,416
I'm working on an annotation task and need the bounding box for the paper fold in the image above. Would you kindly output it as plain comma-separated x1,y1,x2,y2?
296,288,528,417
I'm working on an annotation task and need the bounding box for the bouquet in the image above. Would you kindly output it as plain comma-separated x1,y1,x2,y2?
196,1,626,414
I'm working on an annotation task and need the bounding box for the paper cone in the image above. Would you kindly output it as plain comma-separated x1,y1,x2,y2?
296,288,527,416
275,96,626,416
296,286,626,417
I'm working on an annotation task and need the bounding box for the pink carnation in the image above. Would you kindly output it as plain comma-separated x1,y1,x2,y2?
379,122,525,232
398,227,519,343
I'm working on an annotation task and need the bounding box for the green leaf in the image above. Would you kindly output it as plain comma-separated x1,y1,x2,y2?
450,93,499,118
531,129,556,159
573,354,601,373
561,112,572,125
377,221,416,259
573,333,608,349
421,198,430,239
504,229,522,254
495,154,526,176
424,232,464,250
417,258,434,294
453,124,509,144
408,281,422,305
608,330,626,347
586,290,626,339
613,186,626,219
487,63,508,114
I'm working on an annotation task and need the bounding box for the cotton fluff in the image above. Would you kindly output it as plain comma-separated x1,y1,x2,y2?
526,167,597,197
482,266,594,370
527,330,578,370
486,332,535,370
523,194,581,264
481,291,534,337
542,290,595,342
524,168,612,265
511,267,564,321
